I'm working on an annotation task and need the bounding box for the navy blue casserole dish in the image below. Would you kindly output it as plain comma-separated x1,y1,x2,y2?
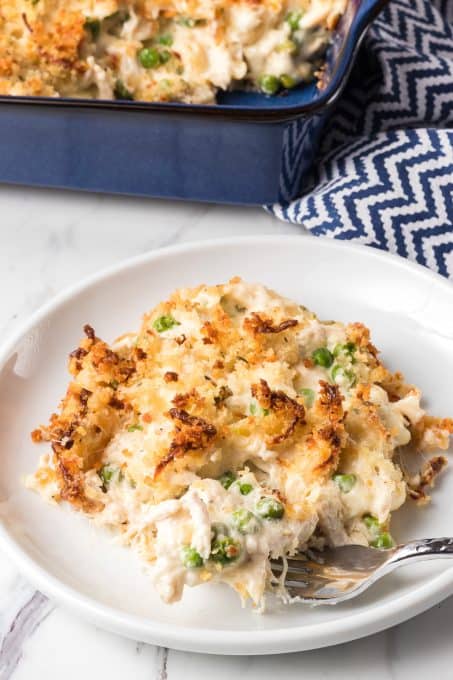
0,0,386,205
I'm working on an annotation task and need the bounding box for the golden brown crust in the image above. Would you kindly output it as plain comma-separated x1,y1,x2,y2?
32,10,85,69
408,455,448,503
201,321,218,345
154,408,217,478
31,428,43,443
316,381,343,424
251,379,305,446
244,313,298,335
347,323,379,359
309,382,345,475
69,325,135,383
172,389,202,410
57,455,103,513
33,326,137,511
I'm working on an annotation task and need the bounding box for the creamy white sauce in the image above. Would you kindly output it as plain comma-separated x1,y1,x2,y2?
392,391,425,425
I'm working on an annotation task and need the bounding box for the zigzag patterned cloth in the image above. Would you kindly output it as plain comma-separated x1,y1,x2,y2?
270,0,453,279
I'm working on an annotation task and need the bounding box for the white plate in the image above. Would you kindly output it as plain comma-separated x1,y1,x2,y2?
0,235,452,655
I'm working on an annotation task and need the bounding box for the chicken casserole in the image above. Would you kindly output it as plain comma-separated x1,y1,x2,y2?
1,0,346,103
28,279,453,608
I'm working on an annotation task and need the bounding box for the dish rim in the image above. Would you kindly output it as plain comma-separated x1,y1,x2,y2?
0,0,388,122
0,234,452,654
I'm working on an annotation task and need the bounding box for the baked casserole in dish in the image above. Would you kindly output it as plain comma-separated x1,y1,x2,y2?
0,0,387,204
2,0,346,103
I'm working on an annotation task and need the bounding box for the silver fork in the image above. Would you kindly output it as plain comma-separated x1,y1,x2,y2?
271,537,453,604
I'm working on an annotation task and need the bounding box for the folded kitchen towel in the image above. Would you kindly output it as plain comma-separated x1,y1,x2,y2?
270,0,453,278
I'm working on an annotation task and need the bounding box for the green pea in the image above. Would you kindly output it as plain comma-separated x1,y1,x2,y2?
333,473,357,493
127,424,143,432
114,80,134,101
210,536,241,564
312,347,334,368
84,18,101,40
238,482,253,495
158,34,173,46
250,402,269,416
259,74,280,95
333,342,356,357
232,509,260,534
286,11,303,30
280,74,296,89
153,314,180,332
219,471,236,490
363,514,380,531
181,546,204,568
299,388,315,407
138,47,160,68
159,49,171,64
371,532,395,549
98,465,118,492
331,364,355,386
256,496,285,520
211,522,229,540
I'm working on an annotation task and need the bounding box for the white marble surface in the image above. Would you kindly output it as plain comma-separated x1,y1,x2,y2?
0,184,452,679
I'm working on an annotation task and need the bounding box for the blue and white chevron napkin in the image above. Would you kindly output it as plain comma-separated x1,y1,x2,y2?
270,0,453,279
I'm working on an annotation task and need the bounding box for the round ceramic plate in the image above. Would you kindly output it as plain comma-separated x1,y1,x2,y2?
0,235,452,655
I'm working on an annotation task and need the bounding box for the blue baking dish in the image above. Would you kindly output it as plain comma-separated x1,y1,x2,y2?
0,0,386,205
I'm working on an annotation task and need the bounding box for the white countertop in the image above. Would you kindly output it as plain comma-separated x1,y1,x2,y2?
0,185,452,679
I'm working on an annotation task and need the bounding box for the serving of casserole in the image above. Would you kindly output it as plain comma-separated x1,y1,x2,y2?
27,278,453,609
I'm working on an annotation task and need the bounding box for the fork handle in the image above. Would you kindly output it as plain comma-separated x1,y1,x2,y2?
392,537,453,566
